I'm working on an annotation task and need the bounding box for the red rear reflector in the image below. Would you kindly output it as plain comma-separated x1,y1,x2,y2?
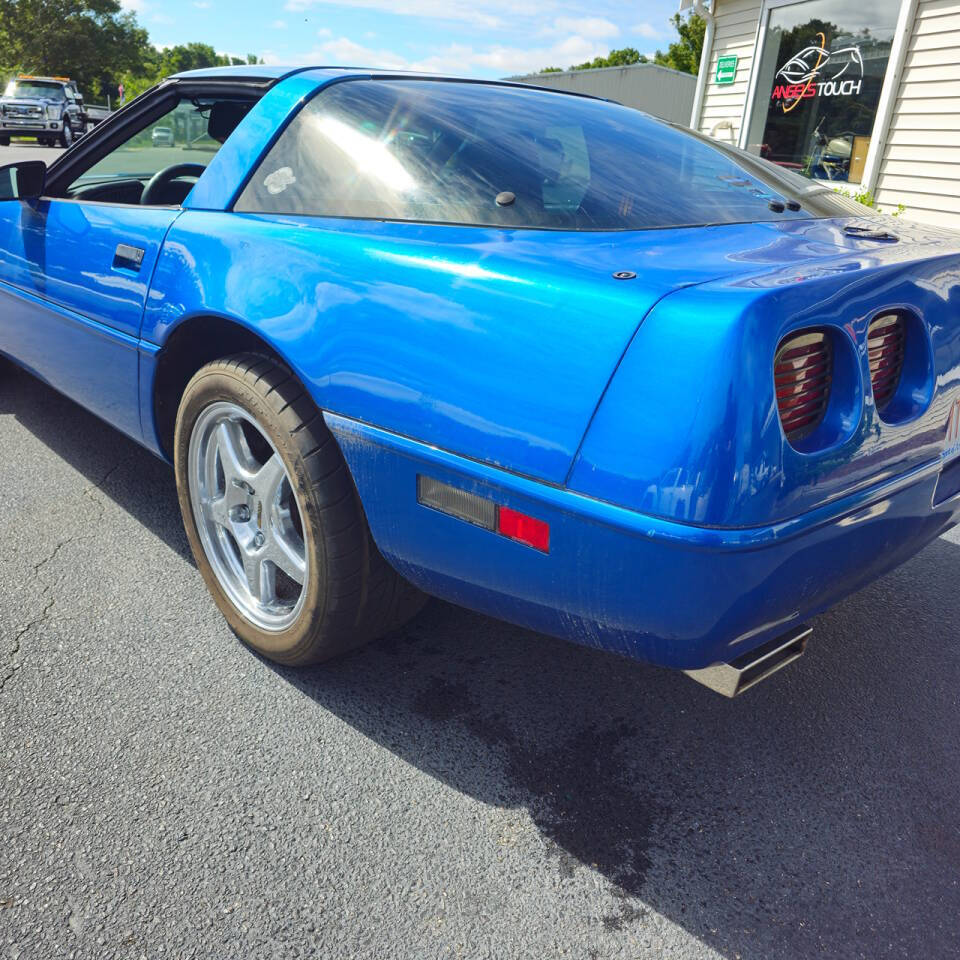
497,506,550,553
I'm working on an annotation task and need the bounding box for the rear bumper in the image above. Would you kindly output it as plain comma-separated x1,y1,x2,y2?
327,413,960,670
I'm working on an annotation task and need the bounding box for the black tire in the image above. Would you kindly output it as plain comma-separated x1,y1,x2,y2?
0,136,9,147
173,353,426,665
59,120,73,148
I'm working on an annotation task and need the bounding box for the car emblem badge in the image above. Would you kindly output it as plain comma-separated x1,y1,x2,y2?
944,398,960,460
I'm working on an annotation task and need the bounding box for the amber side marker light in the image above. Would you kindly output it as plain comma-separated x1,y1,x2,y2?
417,476,550,553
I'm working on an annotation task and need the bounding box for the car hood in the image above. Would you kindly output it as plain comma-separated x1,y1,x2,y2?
151,211,957,486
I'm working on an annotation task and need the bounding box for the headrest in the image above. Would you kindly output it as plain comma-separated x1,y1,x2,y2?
208,100,252,144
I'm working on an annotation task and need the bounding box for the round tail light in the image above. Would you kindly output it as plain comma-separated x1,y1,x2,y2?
774,330,833,444
867,313,906,414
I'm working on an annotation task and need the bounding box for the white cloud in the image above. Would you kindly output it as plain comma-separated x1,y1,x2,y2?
193,0,211,7
282,0,543,30
317,27,332,37
633,22,660,39
151,12,173,23
548,17,619,40
260,3,650,78
320,36,411,69
263,35,411,70
263,29,613,77
410,34,610,76
272,19,288,28
119,0,147,11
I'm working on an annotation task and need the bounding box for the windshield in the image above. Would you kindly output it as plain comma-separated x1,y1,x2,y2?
236,78,873,231
4,80,65,100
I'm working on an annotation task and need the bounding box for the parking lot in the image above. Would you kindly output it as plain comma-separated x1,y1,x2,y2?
3,343,960,959
2,139,199,174
1,141,65,166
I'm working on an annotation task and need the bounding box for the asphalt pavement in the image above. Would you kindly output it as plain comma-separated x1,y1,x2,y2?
2,181,960,958
0,141,65,167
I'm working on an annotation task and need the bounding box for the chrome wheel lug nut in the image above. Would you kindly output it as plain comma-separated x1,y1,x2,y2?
233,505,251,522
253,532,265,549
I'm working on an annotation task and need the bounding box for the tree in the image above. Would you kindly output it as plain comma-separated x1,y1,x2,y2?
0,1,266,102
543,47,648,73
119,45,264,101
0,0,152,98
538,12,705,76
652,13,706,75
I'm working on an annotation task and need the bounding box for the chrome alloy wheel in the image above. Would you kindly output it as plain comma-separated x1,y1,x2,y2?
188,401,309,632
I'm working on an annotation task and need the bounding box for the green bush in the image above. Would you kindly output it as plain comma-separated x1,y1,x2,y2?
834,187,905,218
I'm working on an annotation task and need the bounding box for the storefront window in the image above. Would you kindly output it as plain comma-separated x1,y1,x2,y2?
744,0,901,183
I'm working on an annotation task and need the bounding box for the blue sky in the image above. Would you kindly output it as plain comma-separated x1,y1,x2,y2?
121,0,683,78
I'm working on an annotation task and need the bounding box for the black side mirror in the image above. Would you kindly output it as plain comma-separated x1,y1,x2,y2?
0,161,46,201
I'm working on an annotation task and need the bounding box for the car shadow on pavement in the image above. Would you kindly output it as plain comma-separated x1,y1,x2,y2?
5,357,960,958
275,553,960,959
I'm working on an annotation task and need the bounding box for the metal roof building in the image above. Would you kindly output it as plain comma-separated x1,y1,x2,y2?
508,62,698,125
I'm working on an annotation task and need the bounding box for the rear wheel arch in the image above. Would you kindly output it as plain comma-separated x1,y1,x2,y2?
151,313,424,591
152,314,291,461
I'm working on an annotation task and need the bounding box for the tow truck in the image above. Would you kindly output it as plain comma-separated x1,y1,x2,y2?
0,75,110,148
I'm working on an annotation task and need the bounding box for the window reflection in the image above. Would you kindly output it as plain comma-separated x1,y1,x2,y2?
238,79,866,230
311,114,418,194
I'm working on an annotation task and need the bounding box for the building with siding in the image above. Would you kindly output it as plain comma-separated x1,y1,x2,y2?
509,63,697,125
687,0,960,228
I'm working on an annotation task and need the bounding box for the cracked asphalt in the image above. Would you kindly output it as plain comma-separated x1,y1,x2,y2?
2,354,960,960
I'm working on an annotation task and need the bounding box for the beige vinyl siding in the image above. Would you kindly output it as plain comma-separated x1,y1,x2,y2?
696,0,763,143
874,0,960,227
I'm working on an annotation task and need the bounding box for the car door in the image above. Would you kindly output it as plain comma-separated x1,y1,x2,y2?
0,92,227,442
0,199,180,438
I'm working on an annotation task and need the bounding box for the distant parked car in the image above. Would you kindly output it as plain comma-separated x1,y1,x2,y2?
0,67,959,699
151,125,173,147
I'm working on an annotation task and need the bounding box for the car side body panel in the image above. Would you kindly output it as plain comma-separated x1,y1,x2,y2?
139,211,667,482
139,211,890,483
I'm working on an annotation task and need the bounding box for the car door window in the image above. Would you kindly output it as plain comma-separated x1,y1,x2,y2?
64,97,252,206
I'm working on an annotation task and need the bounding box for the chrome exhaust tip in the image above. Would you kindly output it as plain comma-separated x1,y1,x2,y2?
683,625,811,698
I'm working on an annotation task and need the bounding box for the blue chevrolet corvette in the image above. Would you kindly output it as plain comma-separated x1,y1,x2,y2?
2,65,959,696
